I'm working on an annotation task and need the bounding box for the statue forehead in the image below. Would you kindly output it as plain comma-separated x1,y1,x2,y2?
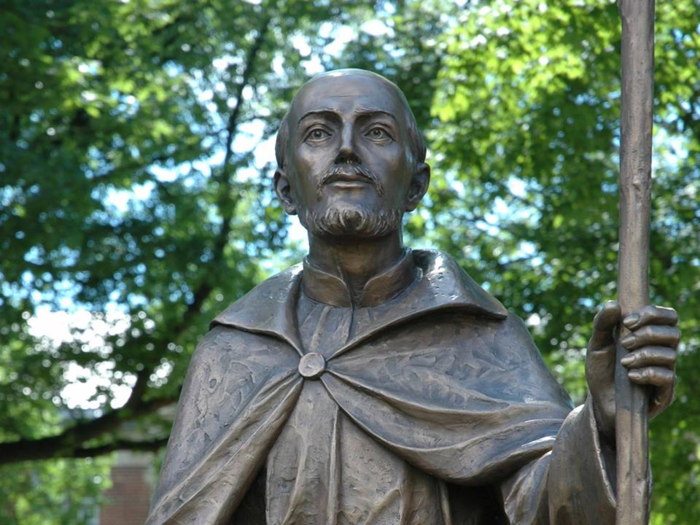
289,70,408,124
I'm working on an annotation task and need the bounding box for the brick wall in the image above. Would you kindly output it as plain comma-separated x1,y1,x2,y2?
100,453,153,525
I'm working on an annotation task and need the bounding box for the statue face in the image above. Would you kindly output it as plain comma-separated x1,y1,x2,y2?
276,71,428,239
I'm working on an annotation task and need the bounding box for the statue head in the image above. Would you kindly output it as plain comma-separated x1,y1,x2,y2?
274,69,430,239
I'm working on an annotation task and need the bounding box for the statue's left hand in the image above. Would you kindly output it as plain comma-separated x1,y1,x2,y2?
585,301,679,443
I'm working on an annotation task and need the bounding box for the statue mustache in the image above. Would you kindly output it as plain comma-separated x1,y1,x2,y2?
316,164,385,199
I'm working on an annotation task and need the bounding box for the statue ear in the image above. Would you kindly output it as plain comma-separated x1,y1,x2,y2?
274,169,297,215
405,162,430,212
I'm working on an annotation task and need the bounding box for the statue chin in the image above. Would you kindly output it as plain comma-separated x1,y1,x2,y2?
299,206,403,239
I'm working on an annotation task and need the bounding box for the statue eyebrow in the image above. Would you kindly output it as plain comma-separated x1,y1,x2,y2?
298,109,340,125
353,107,397,122
297,107,398,126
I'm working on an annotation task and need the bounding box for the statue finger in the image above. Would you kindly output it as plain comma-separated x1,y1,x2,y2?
628,366,675,387
623,305,678,330
650,383,676,419
586,343,616,380
589,300,621,351
620,325,681,351
620,347,677,370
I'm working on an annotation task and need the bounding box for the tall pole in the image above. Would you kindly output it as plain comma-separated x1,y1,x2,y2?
616,0,655,523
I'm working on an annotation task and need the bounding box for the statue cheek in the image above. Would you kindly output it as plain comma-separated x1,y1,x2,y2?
289,166,320,199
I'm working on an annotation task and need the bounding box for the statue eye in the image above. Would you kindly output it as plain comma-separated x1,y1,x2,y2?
366,127,391,141
307,128,330,142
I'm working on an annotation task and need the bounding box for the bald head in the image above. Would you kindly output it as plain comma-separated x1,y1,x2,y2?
275,69,426,170
272,68,432,240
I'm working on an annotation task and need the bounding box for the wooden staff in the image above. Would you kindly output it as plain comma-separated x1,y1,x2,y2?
615,0,655,523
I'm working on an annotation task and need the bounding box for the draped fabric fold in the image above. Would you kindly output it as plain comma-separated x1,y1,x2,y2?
320,312,572,485
147,328,303,525
267,381,342,525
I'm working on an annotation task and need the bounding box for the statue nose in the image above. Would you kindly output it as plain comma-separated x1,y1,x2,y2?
336,125,360,164
334,150,362,165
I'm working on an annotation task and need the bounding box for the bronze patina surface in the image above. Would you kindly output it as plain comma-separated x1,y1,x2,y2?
147,70,679,525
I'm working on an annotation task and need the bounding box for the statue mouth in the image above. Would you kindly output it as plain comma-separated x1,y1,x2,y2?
327,171,373,185
317,165,384,197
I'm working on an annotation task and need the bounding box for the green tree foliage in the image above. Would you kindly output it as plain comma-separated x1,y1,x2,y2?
0,0,697,522
0,458,112,525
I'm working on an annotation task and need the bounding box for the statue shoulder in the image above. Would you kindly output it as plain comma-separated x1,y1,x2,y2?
411,249,509,320
209,263,303,331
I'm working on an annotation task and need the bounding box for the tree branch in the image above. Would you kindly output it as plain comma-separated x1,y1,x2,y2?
72,438,170,459
0,395,176,465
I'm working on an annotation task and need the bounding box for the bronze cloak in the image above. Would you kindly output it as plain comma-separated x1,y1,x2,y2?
147,251,615,525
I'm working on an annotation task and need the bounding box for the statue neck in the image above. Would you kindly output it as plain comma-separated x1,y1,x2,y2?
306,230,406,306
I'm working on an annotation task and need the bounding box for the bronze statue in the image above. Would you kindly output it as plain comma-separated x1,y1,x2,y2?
146,70,679,525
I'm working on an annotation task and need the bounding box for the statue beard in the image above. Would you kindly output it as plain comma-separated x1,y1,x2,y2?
299,206,403,239
297,162,403,239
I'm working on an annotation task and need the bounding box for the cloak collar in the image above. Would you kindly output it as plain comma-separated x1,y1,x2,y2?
302,248,418,308
212,250,508,358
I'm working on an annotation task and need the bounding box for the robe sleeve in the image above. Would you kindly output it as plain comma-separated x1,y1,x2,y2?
146,325,302,525
500,399,617,524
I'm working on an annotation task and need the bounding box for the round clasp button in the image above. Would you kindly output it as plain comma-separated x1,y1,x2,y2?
298,352,326,379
